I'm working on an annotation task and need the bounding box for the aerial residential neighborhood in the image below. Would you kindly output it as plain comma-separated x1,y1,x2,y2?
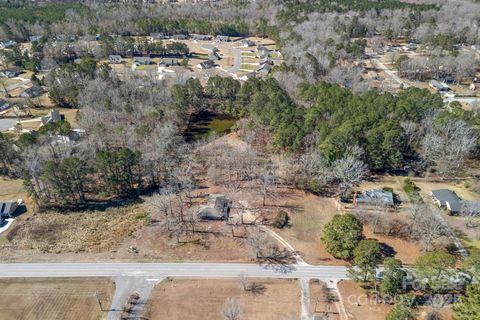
1,1,480,320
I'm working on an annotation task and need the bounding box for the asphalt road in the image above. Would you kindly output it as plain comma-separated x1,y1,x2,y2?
0,263,348,280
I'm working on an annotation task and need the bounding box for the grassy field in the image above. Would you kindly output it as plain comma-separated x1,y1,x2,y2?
240,52,256,57
0,278,114,320
143,278,300,320
0,177,25,201
239,64,256,71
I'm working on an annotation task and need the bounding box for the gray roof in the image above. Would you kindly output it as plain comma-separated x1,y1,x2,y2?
431,189,462,212
21,86,44,98
0,99,10,110
357,189,394,206
0,201,19,216
133,57,151,64
198,195,231,220
160,58,179,66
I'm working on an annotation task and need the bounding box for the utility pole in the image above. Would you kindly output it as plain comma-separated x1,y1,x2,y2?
95,291,104,311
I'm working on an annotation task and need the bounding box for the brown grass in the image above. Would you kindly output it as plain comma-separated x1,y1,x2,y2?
144,278,300,320
0,177,25,201
338,280,392,320
0,278,114,320
310,280,340,319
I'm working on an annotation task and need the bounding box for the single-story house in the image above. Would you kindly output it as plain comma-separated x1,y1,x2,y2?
239,71,256,81
133,57,152,65
259,57,273,65
198,195,232,220
240,39,256,47
430,189,462,213
108,55,122,64
0,68,23,78
0,99,10,111
149,33,168,41
257,45,270,55
29,35,43,42
0,200,22,218
469,82,480,91
197,60,215,70
159,58,179,67
172,34,188,40
20,86,44,98
0,40,16,49
208,51,221,61
191,34,211,41
41,109,63,125
355,189,395,207
201,44,219,53
429,80,450,92
215,35,230,42
256,62,273,75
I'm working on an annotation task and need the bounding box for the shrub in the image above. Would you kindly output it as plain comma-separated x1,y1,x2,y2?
273,210,289,228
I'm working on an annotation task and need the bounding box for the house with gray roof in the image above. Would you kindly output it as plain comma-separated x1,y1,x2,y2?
108,55,122,64
0,200,21,218
197,195,232,220
256,62,273,75
172,34,188,40
430,189,462,213
197,60,215,70
355,189,395,207
0,40,16,49
0,99,10,111
159,58,179,67
133,56,152,65
0,68,23,78
215,35,230,42
41,109,62,125
192,34,211,41
20,86,44,98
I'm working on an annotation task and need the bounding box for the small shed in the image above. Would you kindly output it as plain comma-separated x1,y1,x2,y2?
0,200,21,218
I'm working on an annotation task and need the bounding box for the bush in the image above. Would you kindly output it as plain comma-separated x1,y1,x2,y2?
383,186,394,193
273,210,289,228
403,178,416,194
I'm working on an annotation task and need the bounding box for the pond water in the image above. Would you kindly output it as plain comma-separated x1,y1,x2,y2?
185,111,237,142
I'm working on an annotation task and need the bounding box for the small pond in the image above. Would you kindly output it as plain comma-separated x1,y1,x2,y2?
185,111,237,142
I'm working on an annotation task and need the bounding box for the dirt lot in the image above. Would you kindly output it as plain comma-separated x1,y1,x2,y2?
0,278,114,320
143,278,300,320
310,279,340,319
338,280,392,320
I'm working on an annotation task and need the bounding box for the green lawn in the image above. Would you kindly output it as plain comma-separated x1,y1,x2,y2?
190,53,209,59
241,52,256,57
239,64,256,71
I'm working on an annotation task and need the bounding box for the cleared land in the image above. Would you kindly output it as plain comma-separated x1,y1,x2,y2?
0,278,114,320
0,177,24,201
143,278,300,320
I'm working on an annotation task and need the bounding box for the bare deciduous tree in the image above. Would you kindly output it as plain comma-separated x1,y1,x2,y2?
221,298,242,320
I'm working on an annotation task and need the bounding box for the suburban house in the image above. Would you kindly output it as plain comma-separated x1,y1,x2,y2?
0,99,10,111
149,33,168,42
133,57,152,65
430,189,462,213
256,45,270,58
208,51,221,61
0,200,23,218
29,35,42,42
0,40,16,49
256,62,272,75
159,58,179,67
172,34,188,40
239,71,256,81
354,189,395,207
191,34,211,41
108,55,122,64
0,68,23,78
20,86,44,98
215,35,230,42
240,39,256,47
197,60,215,70
429,80,450,92
469,82,480,91
197,195,232,220
41,109,63,125
259,57,273,65
201,44,219,52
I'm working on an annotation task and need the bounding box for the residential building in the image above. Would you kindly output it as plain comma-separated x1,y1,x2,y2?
239,72,256,81
469,82,480,91
429,80,450,92
197,60,215,69
197,195,232,220
133,57,152,65
0,200,22,218
256,62,272,75
215,35,230,42
355,189,395,207
191,34,211,41
159,58,179,67
240,39,256,47
430,189,462,213
41,109,62,125
20,86,44,99
0,68,23,78
108,55,122,64
172,34,188,40
0,99,10,111
0,40,16,49
208,51,221,61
